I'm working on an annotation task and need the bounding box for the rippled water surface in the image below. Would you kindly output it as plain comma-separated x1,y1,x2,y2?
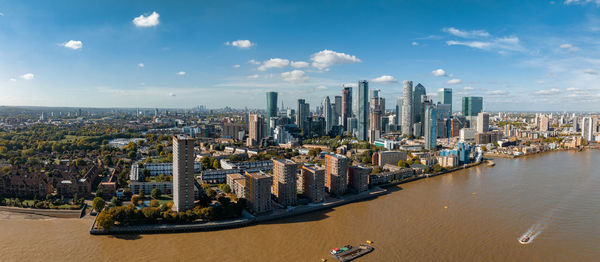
1,150,599,261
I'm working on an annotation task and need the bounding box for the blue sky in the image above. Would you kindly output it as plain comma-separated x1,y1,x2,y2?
1,0,600,111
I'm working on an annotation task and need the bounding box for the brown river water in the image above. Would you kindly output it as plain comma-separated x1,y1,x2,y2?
1,150,599,261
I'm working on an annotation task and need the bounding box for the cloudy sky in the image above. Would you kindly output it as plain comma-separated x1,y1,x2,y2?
1,0,600,111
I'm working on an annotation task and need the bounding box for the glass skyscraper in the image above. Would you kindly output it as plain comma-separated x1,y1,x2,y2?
424,105,437,150
266,91,278,136
438,88,452,112
461,96,483,117
356,80,369,141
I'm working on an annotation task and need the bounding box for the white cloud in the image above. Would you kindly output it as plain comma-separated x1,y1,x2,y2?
584,68,598,75
232,64,241,68
343,83,358,88
463,86,474,90
176,71,186,76
371,75,398,83
133,11,160,27
168,93,176,97
20,73,34,80
248,59,260,65
138,63,145,68
431,69,447,77
443,27,490,38
447,78,462,85
281,70,308,82
310,49,361,70
258,58,289,71
564,0,600,5
447,40,492,49
566,87,580,91
412,41,419,46
62,40,83,50
291,61,309,68
559,43,580,51
486,90,508,95
316,85,328,90
225,40,254,49
9,78,16,82
534,88,561,95
247,74,259,79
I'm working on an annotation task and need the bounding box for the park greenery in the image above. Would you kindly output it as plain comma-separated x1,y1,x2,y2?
0,194,84,210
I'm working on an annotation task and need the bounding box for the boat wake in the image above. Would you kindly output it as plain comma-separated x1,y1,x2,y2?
519,224,545,244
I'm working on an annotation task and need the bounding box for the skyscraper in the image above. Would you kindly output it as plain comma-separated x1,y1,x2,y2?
266,92,278,136
356,80,369,141
272,159,298,206
334,95,342,126
172,135,195,212
539,115,549,132
369,93,385,143
342,87,352,131
424,105,437,150
297,99,310,134
438,88,453,112
412,83,427,125
477,112,489,133
401,80,414,136
462,96,483,117
323,96,332,134
395,97,402,128
582,117,596,142
247,113,264,147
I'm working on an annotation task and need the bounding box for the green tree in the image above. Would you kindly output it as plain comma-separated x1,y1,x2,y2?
138,189,145,199
218,184,232,194
92,197,105,212
150,188,162,199
131,195,141,206
123,188,132,200
95,188,104,199
96,210,115,230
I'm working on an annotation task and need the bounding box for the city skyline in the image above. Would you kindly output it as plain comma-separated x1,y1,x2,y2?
2,1,600,111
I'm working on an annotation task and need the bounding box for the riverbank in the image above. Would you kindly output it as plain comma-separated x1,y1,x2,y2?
90,187,388,235
90,161,485,235
0,205,86,218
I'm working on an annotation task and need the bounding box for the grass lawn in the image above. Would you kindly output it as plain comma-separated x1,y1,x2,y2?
156,195,173,205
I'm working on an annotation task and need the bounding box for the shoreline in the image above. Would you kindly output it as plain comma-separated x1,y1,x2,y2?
89,160,486,235
0,205,86,219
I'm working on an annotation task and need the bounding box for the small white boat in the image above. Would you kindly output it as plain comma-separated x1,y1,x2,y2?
519,232,534,244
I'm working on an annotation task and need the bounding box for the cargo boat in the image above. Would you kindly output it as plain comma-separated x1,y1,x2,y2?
330,244,374,262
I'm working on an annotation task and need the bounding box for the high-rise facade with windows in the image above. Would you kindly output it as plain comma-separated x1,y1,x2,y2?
173,135,195,212
342,87,352,131
462,96,483,117
438,88,452,112
272,159,298,206
424,105,437,150
356,80,369,141
266,92,278,136
401,80,414,136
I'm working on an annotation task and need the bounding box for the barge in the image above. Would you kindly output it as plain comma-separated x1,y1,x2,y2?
330,244,374,262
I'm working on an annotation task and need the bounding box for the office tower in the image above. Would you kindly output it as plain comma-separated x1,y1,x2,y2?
539,115,550,132
334,95,342,126
369,93,385,143
348,166,370,193
300,165,325,203
154,108,159,117
438,88,453,112
357,80,369,141
369,89,380,100
342,86,352,131
173,135,195,212
462,96,483,117
272,159,298,206
247,113,264,147
477,112,490,133
325,154,348,196
582,117,596,141
323,96,332,134
244,171,273,214
424,105,437,150
412,83,427,124
402,81,414,136
395,97,402,130
266,92,278,136
297,99,310,133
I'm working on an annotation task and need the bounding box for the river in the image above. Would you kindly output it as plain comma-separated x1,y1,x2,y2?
1,150,599,261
